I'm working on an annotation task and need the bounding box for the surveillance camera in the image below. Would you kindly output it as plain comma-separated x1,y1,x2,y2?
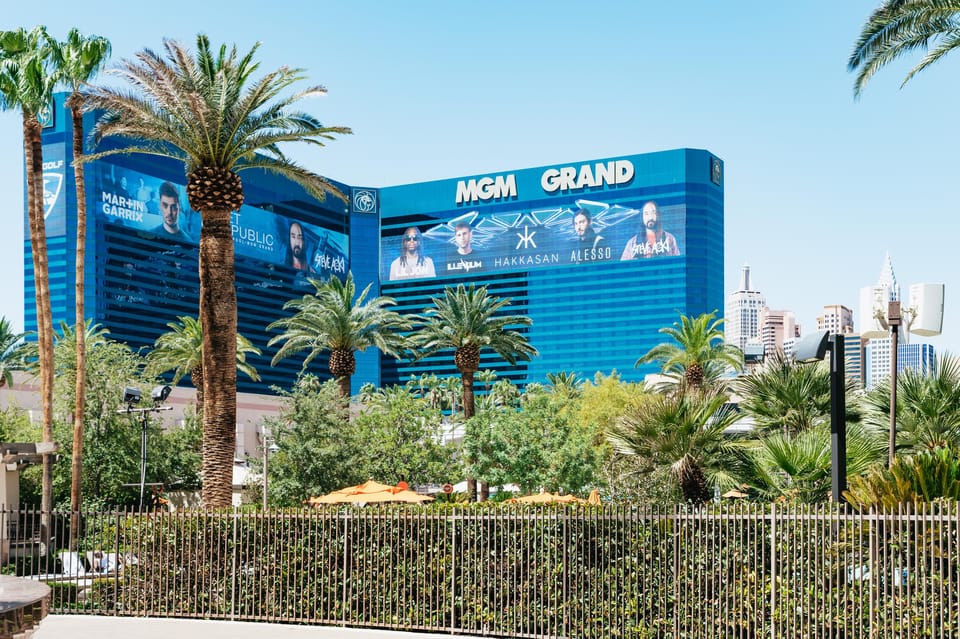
123,387,142,405
151,385,172,404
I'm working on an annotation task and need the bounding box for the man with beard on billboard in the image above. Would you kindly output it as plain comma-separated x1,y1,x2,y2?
620,200,679,260
389,226,436,280
570,208,610,263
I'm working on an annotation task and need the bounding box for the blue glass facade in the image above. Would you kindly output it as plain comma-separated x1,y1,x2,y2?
28,93,723,394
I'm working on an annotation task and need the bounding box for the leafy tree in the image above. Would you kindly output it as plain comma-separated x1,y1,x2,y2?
466,386,598,495
636,312,742,392
413,284,537,420
352,385,460,486
147,315,262,413
0,317,25,388
862,353,960,455
259,376,361,507
734,350,861,438
82,35,350,508
0,25,58,520
608,389,743,502
849,0,960,97
48,27,111,518
268,273,410,397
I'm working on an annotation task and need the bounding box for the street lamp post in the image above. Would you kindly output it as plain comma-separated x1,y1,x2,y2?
887,301,901,469
118,385,173,510
261,431,278,511
795,330,846,502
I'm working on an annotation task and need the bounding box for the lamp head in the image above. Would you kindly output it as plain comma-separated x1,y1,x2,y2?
793,330,831,363
151,385,172,405
123,387,142,405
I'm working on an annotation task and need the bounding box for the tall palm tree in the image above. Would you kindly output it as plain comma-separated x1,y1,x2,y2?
82,35,350,507
48,27,111,521
147,316,262,413
608,389,743,502
849,1,960,97
0,317,25,389
268,272,411,397
413,284,537,502
0,26,59,520
413,284,537,420
636,312,743,392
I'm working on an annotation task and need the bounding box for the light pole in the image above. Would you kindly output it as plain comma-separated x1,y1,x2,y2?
262,431,279,511
118,385,173,509
887,301,901,468
795,330,846,502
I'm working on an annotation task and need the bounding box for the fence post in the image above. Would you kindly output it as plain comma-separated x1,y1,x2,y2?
769,503,777,638
342,513,349,624
450,512,457,634
229,510,238,621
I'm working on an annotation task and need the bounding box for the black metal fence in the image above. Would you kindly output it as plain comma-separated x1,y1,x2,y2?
3,503,958,638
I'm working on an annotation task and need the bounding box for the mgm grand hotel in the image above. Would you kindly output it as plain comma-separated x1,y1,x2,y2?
27,93,724,396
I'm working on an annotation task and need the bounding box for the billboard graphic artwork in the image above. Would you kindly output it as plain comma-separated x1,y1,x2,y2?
381,199,684,281
95,164,348,278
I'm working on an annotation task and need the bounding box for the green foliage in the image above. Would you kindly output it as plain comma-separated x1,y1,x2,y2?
849,0,960,97
738,422,886,503
635,311,743,391
0,316,25,388
260,376,361,506
735,350,862,437
466,386,599,494
268,273,411,368
147,315,262,385
352,385,461,486
413,284,538,370
845,446,960,509
609,389,744,502
862,352,960,454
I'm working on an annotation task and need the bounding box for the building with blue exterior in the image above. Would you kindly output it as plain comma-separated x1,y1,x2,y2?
27,93,724,395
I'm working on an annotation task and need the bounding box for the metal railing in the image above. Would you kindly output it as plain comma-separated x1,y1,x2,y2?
3,503,958,638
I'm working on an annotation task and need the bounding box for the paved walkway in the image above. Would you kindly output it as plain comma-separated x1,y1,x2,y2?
35,615,456,638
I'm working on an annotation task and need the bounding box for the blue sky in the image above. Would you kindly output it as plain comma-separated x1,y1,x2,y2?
2,1,958,352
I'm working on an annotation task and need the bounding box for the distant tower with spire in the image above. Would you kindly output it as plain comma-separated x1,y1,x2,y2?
725,264,765,352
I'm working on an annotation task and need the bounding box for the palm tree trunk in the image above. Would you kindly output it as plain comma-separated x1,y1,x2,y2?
337,376,351,398
190,365,204,415
461,369,477,502
69,94,87,545
24,115,54,535
198,208,237,509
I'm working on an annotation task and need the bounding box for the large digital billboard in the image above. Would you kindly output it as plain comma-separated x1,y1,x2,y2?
95,163,348,278
380,198,685,281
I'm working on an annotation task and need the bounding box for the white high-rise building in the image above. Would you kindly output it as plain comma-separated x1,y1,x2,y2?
725,264,765,352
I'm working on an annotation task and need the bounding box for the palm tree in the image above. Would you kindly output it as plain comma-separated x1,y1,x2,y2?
82,35,350,507
0,317,25,388
862,353,960,455
268,273,411,397
734,350,861,438
738,423,885,503
48,27,111,521
413,284,538,420
0,26,59,520
849,1,960,97
636,312,743,392
147,316,262,413
608,389,743,502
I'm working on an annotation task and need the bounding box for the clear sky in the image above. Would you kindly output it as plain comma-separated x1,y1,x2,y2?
2,1,957,352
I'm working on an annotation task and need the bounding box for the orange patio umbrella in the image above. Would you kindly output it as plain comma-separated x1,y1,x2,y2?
307,480,434,505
